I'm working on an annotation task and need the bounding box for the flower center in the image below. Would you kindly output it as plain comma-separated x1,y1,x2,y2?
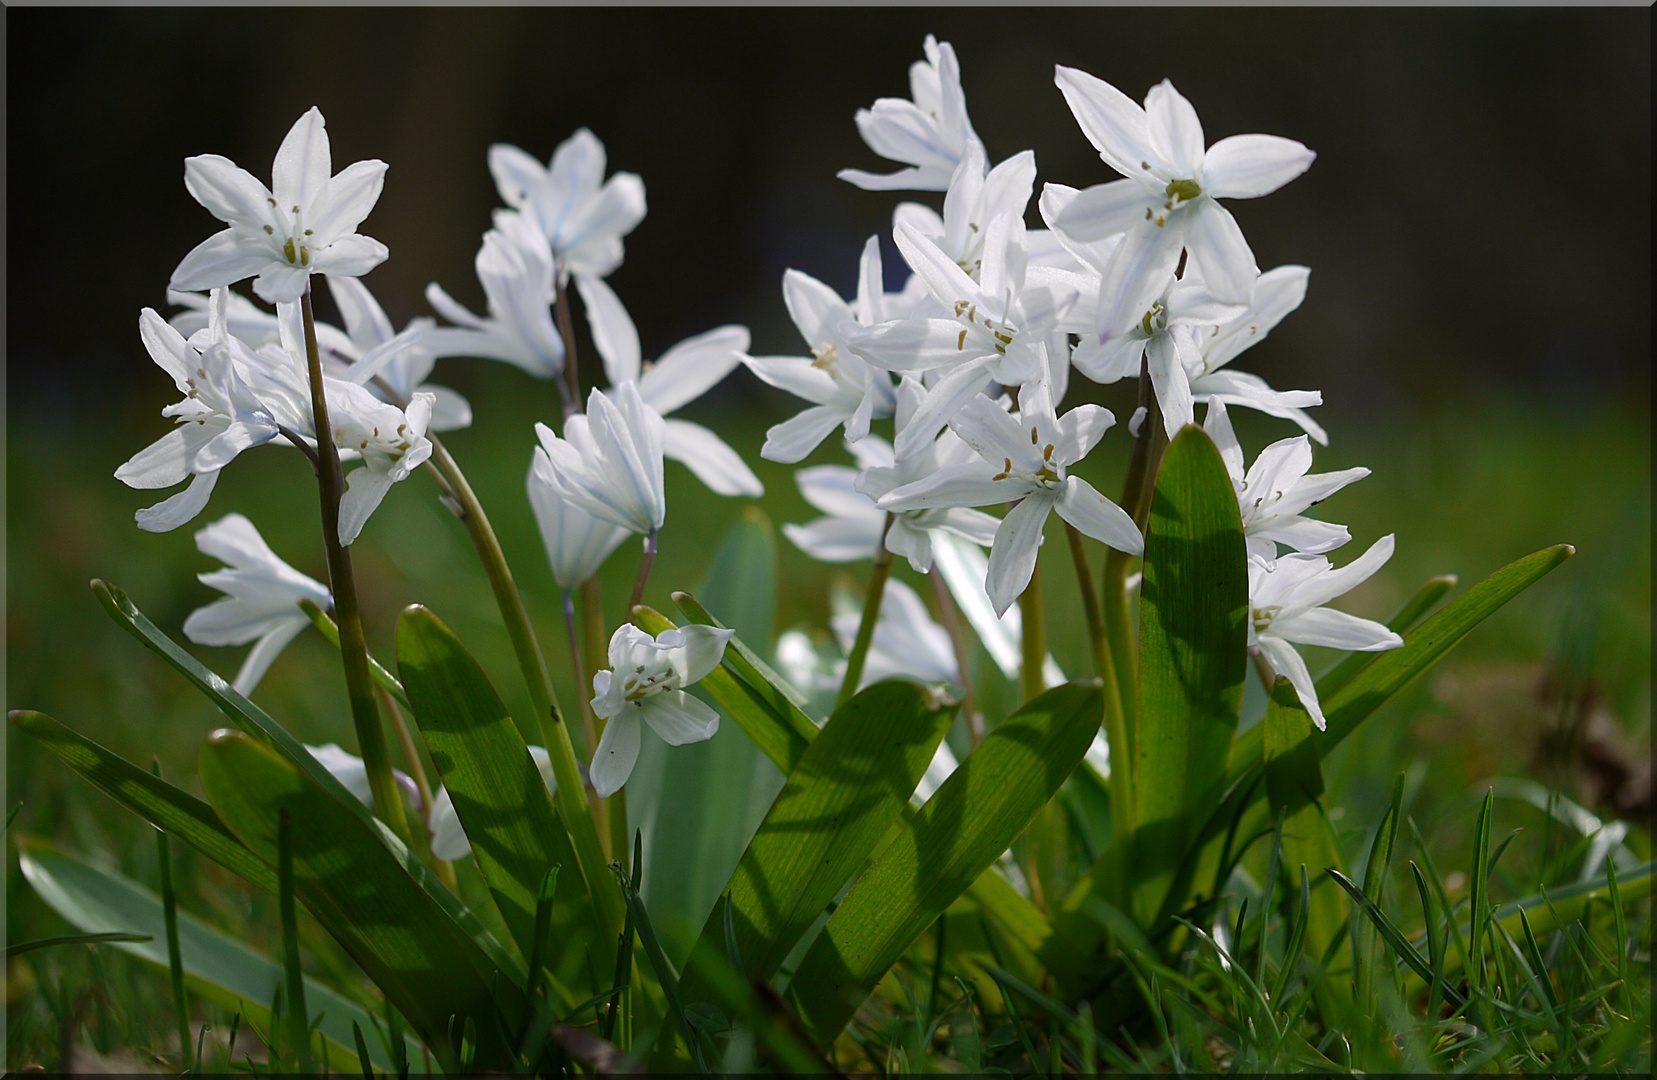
622,664,678,704
1139,300,1168,337
1251,605,1281,633
268,199,315,266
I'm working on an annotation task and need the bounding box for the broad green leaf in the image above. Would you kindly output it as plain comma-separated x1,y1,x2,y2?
1133,425,1248,919
679,681,957,1009
787,681,1103,1042
18,841,417,1071
396,605,600,996
90,580,519,976
10,709,276,892
629,511,788,965
1226,544,1575,779
1261,683,1347,977
198,730,526,1069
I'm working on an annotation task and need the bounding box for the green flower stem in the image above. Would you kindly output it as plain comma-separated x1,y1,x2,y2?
553,272,582,417
299,285,410,846
1019,544,1046,705
423,435,623,943
627,528,659,619
837,514,896,708
151,760,191,1072
928,566,983,749
1065,522,1131,830
562,589,598,762
1250,649,1278,697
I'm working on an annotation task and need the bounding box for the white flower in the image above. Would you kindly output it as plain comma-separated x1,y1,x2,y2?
332,386,436,547
428,746,557,861
116,290,281,532
831,578,959,690
305,743,417,812
839,35,984,192
892,144,1039,284
183,513,331,695
782,431,998,573
1051,69,1314,338
172,107,388,304
745,236,902,463
573,274,762,497
323,276,470,431
850,213,1079,459
527,453,629,591
488,128,646,281
533,382,666,535
425,210,566,380
589,624,734,797
1203,400,1368,567
1249,535,1405,730
877,364,1142,616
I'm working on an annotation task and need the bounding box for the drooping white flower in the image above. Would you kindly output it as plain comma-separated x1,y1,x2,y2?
172,107,389,304
425,210,566,380
850,213,1079,459
745,236,904,463
332,387,436,547
116,290,282,532
573,274,762,497
877,364,1142,615
183,513,331,696
429,746,557,861
533,382,666,536
589,624,734,797
839,34,984,192
1249,535,1404,730
488,128,646,281
527,453,629,591
1051,69,1314,337
1204,400,1368,567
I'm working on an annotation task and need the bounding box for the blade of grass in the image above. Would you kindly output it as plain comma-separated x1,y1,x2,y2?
3,930,153,958
611,857,706,1073
1469,789,1494,995
1355,772,1406,1007
1410,862,1446,1022
151,759,193,1073
1326,868,1465,1009
1269,865,1312,1008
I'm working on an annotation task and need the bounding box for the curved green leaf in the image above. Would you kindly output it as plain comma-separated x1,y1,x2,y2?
90,579,523,979
679,680,957,1007
1133,425,1248,916
198,730,525,1069
10,709,276,892
787,680,1102,1041
18,840,417,1071
397,604,600,995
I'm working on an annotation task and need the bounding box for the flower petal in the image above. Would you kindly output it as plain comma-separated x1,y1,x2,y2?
641,326,749,415
307,159,387,246
231,620,309,696
1144,80,1205,176
590,715,641,798
574,272,641,386
893,358,995,460
1256,635,1325,730
641,691,722,746
171,229,277,294
985,493,1052,617
135,470,219,533
783,517,881,563
310,233,389,280
183,155,279,228
1055,477,1143,556
761,403,849,463
1272,607,1403,653
1054,65,1156,178
337,466,395,546
271,107,331,211
1094,220,1185,340
1185,201,1257,307
662,418,763,497
1202,135,1315,200
672,624,735,685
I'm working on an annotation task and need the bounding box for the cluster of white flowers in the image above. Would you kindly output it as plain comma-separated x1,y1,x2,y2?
767,38,1402,727
125,40,1410,868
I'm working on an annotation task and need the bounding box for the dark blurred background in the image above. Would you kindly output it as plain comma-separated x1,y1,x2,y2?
6,8,1651,830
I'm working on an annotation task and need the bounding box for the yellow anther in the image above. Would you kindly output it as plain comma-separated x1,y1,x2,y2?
957,329,968,350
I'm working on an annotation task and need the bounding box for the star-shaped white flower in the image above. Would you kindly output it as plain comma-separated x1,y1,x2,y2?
877,364,1142,615
573,274,762,497
589,624,734,797
1051,69,1314,339
533,382,666,536
745,236,904,463
839,34,984,192
850,213,1079,459
172,107,389,303
182,513,332,696
488,128,646,281
116,289,282,532
1204,400,1368,568
425,210,566,380
892,143,1038,283
1249,535,1404,730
